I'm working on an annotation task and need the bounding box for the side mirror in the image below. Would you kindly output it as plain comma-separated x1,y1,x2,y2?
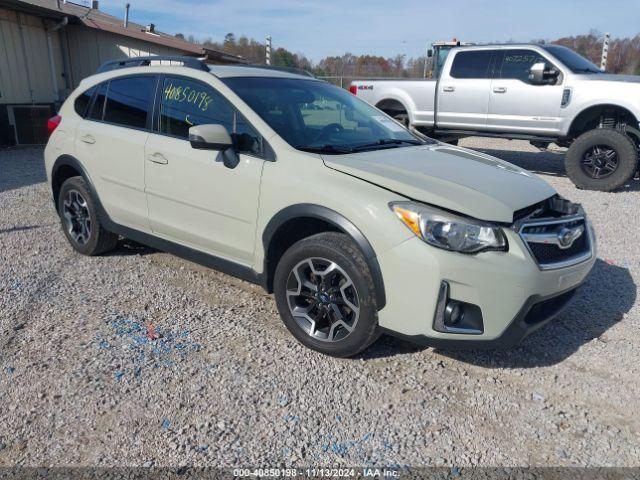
189,124,232,150
189,124,239,169
529,62,559,85
427,49,433,58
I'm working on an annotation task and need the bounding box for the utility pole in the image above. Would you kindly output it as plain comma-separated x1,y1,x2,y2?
601,32,610,71
265,35,272,65
422,42,429,78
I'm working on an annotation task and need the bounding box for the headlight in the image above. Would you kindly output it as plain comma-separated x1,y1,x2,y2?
390,201,507,254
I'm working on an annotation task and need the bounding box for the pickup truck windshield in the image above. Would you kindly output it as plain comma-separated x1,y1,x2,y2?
222,77,426,154
541,45,602,74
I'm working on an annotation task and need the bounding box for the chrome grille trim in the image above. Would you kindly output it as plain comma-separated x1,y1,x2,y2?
517,215,593,270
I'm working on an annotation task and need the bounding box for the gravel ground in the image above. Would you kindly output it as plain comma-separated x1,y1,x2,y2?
0,140,639,469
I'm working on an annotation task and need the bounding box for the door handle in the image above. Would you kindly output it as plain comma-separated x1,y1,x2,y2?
442,86,455,92
147,152,168,165
493,87,507,93
80,134,95,144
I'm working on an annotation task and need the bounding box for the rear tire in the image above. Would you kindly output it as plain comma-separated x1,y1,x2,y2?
273,232,381,357
57,176,118,256
565,128,637,191
392,112,410,128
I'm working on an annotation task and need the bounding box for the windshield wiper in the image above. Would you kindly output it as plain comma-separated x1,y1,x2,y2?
296,139,424,155
350,138,424,152
574,68,602,74
296,144,354,154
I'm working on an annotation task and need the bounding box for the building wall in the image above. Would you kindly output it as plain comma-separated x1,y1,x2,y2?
0,7,65,105
64,26,186,89
0,7,190,145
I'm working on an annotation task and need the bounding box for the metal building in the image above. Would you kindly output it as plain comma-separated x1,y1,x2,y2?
0,0,246,146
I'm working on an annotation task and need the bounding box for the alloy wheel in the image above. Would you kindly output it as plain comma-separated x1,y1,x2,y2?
62,189,91,245
285,257,360,342
581,145,619,179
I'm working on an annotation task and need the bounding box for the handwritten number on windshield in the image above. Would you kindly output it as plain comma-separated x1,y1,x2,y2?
163,83,213,112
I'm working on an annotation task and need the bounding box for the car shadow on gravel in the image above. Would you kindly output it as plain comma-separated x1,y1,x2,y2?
356,335,428,360
475,147,640,191
105,239,157,257
362,258,635,366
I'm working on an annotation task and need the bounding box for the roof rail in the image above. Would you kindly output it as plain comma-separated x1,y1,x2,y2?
97,55,209,73
221,64,315,78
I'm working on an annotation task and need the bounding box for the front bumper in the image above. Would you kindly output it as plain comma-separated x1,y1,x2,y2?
381,284,581,349
375,223,596,349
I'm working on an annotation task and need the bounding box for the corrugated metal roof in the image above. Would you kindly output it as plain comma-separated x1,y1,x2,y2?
4,0,247,63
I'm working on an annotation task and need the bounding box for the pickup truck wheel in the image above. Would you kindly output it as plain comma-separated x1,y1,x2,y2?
565,128,637,191
273,232,381,357
57,176,118,256
393,113,410,127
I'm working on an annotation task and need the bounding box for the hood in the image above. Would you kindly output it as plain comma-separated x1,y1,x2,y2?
323,144,556,223
577,73,640,84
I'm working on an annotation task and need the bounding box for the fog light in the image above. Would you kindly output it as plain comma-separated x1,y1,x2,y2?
445,301,464,326
432,281,484,335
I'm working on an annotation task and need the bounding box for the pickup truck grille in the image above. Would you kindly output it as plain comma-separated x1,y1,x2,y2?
514,197,593,270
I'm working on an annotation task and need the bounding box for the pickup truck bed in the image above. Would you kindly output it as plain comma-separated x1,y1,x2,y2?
351,79,437,128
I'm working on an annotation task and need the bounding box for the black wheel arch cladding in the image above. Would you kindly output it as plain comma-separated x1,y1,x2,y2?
51,155,95,209
262,204,386,309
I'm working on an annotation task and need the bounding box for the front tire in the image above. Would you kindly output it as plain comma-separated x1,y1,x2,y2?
57,176,118,255
565,128,637,191
273,232,381,357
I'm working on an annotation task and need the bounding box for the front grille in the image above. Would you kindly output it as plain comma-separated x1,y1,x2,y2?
514,198,593,269
527,225,588,264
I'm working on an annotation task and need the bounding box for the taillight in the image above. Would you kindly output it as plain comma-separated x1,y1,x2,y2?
349,84,358,95
47,115,62,137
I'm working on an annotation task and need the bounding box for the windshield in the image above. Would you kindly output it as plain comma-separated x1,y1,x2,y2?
542,45,602,74
222,77,427,154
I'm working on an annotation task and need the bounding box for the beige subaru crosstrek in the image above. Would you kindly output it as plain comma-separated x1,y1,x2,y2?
44,56,596,357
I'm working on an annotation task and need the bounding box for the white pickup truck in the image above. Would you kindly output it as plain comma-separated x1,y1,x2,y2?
350,44,640,192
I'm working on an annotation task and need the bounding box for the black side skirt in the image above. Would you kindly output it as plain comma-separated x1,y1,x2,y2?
104,220,263,287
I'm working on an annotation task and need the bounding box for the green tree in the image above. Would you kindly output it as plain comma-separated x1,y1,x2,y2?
223,33,236,51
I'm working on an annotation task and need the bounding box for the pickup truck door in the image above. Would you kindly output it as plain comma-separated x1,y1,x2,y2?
144,75,265,265
436,49,495,130
488,49,564,135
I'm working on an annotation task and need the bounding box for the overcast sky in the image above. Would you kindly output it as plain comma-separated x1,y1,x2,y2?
101,0,639,62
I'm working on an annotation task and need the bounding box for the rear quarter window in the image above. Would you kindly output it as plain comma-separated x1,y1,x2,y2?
74,86,95,117
88,82,108,121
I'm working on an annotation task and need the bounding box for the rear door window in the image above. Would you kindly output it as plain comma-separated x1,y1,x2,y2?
496,49,548,82
103,76,156,129
449,50,494,79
